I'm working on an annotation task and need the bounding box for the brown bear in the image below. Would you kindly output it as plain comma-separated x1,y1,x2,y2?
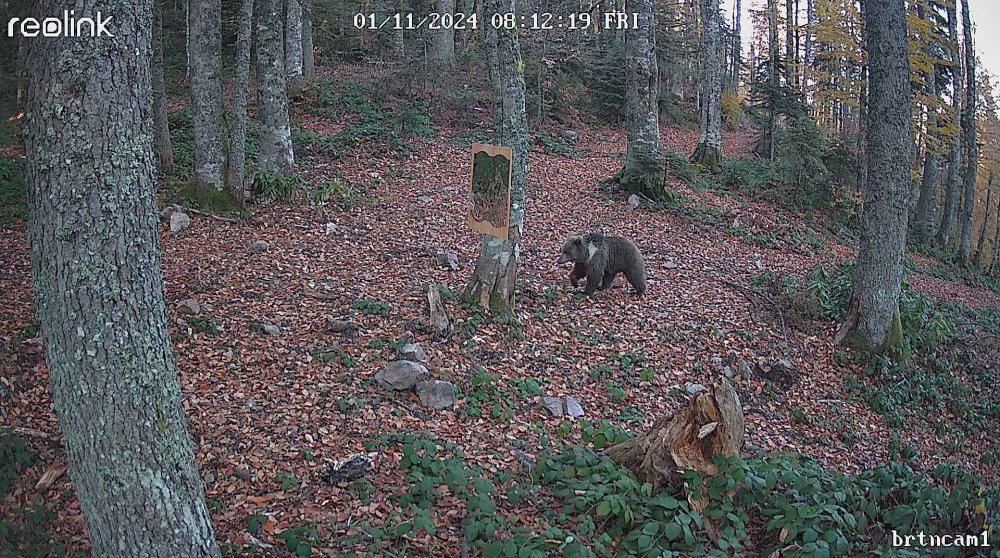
557,233,646,296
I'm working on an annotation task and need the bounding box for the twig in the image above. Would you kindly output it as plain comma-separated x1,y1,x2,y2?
184,206,244,223
718,279,787,343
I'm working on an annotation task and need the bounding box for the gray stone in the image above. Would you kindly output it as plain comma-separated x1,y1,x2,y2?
399,343,428,363
325,222,339,235
663,261,678,270
738,360,753,381
415,379,456,410
710,356,723,369
685,383,707,395
435,251,459,270
261,324,280,336
418,195,433,203
541,395,564,416
251,240,269,253
722,365,735,379
564,396,585,418
628,194,641,210
375,361,429,391
562,129,579,141
325,316,358,333
170,211,191,232
776,358,795,372
233,467,251,481
176,298,200,315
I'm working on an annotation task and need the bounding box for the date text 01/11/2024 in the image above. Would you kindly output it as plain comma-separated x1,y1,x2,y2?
353,12,640,31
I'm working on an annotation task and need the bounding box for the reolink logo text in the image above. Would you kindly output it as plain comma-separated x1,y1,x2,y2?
7,10,114,38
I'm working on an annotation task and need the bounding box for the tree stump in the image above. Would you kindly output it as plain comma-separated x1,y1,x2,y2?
605,378,745,491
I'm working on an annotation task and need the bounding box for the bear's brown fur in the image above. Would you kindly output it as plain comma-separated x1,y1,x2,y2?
557,233,646,296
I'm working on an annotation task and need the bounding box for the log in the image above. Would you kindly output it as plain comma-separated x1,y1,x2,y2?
427,283,451,335
605,378,744,491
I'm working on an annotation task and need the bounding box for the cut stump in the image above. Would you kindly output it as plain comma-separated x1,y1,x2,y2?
605,378,744,491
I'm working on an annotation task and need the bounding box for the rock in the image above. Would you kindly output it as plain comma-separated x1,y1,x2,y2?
541,396,564,416
427,284,451,334
325,222,339,235
325,316,359,333
722,365,735,379
251,240,269,253
562,129,579,142
710,356,723,369
415,380,456,410
628,194,641,210
435,251,459,270
160,204,185,221
321,454,374,484
245,398,257,409
663,261,678,270
176,298,200,316
203,472,216,484
418,195,433,203
737,360,753,381
564,395,585,418
685,383,707,395
169,211,191,232
374,361,428,391
233,467,251,481
399,343,428,363
261,324,280,336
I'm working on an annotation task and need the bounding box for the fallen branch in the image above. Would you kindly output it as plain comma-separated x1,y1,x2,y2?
184,206,244,223
718,279,787,342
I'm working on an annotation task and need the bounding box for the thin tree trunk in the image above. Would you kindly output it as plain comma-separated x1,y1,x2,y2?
692,0,723,169
912,59,938,244
464,0,529,317
835,0,912,352
152,3,174,173
786,0,796,87
23,3,221,556
991,182,1000,274
767,0,778,160
730,0,741,91
434,0,457,63
804,0,812,95
190,0,227,190
937,4,963,248
286,0,304,89
227,0,254,199
957,0,978,265
15,36,25,107
302,0,315,75
974,173,993,269
256,0,295,175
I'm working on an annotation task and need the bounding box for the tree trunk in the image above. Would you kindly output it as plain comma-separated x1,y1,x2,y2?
767,0,778,160
607,0,664,199
286,0,304,89
912,62,938,244
936,3,962,248
434,0,457,64
256,0,295,175
804,0,813,94
606,379,744,492
786,0,796,87
973,173,993,269
302,0,315,76
692,0,723,169
991,182,1000,275
22,3,221,556
227,0,255,199
190,0,227,190
835,0,912,353
730,0,741,91
957,0,978,265
152,3,174,173
463,0,529,318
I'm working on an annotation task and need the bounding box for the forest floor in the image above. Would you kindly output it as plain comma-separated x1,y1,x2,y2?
1,72,999,556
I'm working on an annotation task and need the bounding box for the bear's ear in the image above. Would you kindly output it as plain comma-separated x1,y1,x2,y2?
571,235,583,245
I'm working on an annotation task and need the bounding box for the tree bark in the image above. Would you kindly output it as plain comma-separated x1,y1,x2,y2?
912,60,938,244
991,181,1000,275
730,0,742,91
434,0,457,64
190,0,227,190
608,0,664,199
463,0,529,318
227,0,255,199
152,3,174,173
286,0,304,89
835,0,912,352
786,0,796,87
973,173,993,269
804,0,813,94
767,0,779,160
957,0,978,265
692,0,723,169
22,3,221,556
256,0,295,175
937,3,962,248
302,0,315,76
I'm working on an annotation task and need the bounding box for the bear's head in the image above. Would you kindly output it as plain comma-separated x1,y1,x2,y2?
557,235,589,264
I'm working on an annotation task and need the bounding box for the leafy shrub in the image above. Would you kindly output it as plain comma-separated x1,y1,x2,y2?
0,155,25,224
